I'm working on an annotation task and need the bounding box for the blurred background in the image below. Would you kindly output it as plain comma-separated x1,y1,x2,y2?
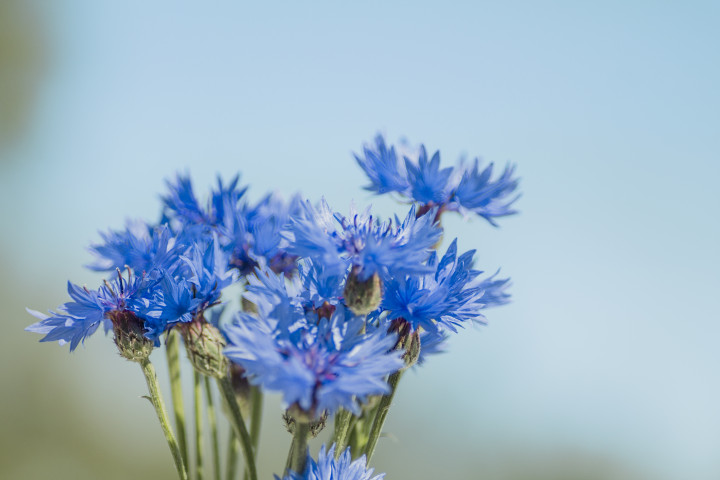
1,1,719,479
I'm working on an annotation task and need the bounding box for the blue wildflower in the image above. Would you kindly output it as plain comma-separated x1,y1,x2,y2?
161,173,209,226
404,145,454,204
179,237,235,309
278,444,384,480
380,239,506,333
26,282,108,351
26,270,166,350
223,308,403,417
285,199,441,282
162,173,247,229
355,134,520,225
451,159,520,226
354,135,408,195
89,222,183,276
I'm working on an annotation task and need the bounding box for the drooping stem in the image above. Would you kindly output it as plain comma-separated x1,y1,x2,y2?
166,330,189,468
217,377,258,480
204,377,221,480
331,408,353,458
225,430,239,480
194,371,204,480
140,358,189,480
363,370,403,462
285,420,310,475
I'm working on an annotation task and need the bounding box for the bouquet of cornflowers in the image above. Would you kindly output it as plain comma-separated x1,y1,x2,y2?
26,134,519,480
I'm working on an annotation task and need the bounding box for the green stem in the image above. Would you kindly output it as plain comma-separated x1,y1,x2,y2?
225,430,239,480
249,386,263,451
285,421,310,475
243,386,263,480
346,413,361,457
166,330,189,468
217,377,257,480
331,408,353,458
204,377,221,480
194,371,204,480
363,370,403,463
140,358,189,480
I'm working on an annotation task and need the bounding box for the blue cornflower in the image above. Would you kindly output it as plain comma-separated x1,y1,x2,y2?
162,173,302,277
162,173,247,229
225,193,303,276
404,145,454,205
278,444,384,480
89,222,183,276
243,261,344,328
451,159,520,226
285,199,441,281
353,136,408,195
155,274,203,325
26,282,108,351
380,239,508,333
161,173,209,226
355,134,520,225
179,237,235,309
223,308,403,417
26,270,165,350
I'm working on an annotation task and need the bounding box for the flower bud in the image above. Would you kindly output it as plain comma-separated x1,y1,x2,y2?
109,310,153,362
389,318,421,371
344,268,382,315
283,408,328,438
180,315,228,379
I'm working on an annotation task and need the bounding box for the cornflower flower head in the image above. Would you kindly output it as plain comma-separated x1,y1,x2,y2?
284,199,441,282
224,192,303,277
162,173,247,229
88,222,184,277
243,261,345,330
380,239,509,333
179,236,235,309
223,306,403,418
162,173,302,278
355,134,520,225
278,444,384,480
26,269,164,352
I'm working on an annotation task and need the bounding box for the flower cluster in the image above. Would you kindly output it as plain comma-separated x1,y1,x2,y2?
26,134,519,480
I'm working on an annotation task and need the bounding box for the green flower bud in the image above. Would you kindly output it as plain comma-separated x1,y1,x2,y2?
344,268,382,315
283,408,328,438
389,318,421,371
109,310,153,363
179,316,228,379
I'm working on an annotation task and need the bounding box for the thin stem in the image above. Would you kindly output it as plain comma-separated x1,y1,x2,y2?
194,371,204,480
166,330,189,468
217,377,258,480
346,413,361,457
204,377,221,480
249,386,263,451
225,430,239,480
140,358,189,480
363,370,403,463
243,386,263,480
331,408,353,458
285,421,310,475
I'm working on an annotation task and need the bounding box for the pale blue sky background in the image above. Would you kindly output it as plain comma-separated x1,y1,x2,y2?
1,1,719,479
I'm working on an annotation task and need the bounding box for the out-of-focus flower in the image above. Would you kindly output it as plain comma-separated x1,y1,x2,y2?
277,444,384,480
